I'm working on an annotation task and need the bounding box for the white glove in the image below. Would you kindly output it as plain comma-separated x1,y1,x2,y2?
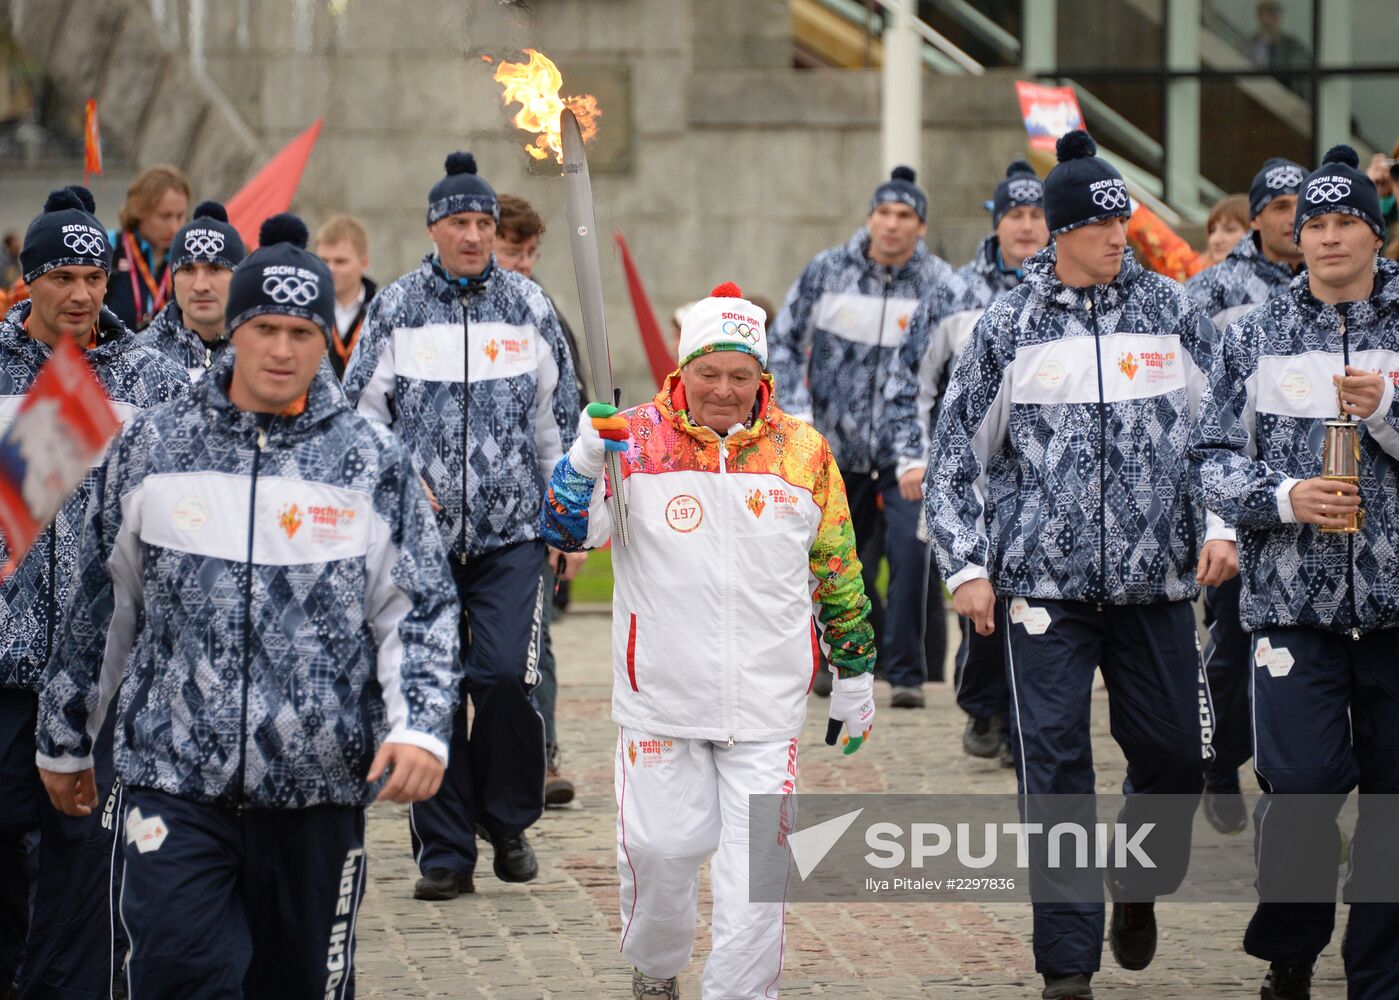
825,673,875,755
566,403,629,479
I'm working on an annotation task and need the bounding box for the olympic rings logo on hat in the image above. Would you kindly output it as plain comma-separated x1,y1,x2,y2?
1007,179,1042,202
1307,179,1351,204
262,273,320,307
722,320,760,345
62,231,106,256
183,232,225,257
1265,165,1304,189
1091,185,1129,211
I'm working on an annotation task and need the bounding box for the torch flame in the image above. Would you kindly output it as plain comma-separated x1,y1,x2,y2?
491,48,600,163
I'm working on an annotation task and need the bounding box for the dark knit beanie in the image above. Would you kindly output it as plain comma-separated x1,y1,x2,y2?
992,160,1044,227
1043,131,1131,236
20,186,111,284
427,152,499,226
170,200,247,272
225,214,335,345
870,166,927,222
1248,158,1306,219
1293,145,1384,243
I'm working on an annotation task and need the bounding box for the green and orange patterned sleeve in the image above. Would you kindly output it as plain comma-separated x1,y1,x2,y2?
1127,203,1209,283
807,438,877,678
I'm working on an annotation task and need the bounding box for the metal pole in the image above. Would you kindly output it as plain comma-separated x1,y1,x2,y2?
881,0,922,175
1021,0,1056,76
1315,0,1353,157
1164,0,1202,212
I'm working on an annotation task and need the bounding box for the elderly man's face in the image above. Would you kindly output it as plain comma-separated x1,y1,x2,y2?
680,351,763,433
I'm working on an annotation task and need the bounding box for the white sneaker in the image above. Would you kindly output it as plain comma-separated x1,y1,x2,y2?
632,968,679,999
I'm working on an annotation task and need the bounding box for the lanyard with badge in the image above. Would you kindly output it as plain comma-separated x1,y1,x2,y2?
122,230,170,325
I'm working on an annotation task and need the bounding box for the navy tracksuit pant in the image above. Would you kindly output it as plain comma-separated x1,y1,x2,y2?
954,607,1010,726
846,471,947,688
119,787,366,999
1202,576,1252,775
411,540,546,877
1004,598,1210,976
1,688,126,999
1244,626,1399,999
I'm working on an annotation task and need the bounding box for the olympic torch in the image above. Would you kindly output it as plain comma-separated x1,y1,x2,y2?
1321,404,1364,534
561,106,631,546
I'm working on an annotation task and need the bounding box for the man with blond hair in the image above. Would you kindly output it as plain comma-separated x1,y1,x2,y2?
315,214,377,378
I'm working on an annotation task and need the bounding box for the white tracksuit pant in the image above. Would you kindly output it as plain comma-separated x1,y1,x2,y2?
615,726,798,999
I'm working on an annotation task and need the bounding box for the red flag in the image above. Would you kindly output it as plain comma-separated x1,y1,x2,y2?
1014,81,1084,151
83,98,103,184
226,118,323,250
0,340,121,579
613,231,673,389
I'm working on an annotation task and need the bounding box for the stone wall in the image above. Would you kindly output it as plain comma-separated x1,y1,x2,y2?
5,0,1028,397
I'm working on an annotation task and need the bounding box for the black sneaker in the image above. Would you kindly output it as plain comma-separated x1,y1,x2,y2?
1108,900,1157,970
890,686,925,708
962,714,1002,758
812,669,833,698
1261,961,1313,999
1041,973,1093,999
997,740,1015,769
545,743,576,807
489,830,539,883
413,867,475,900
1203,766,1248,834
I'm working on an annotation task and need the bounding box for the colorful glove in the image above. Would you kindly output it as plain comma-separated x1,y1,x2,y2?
567,402,631,478
825,673,875,755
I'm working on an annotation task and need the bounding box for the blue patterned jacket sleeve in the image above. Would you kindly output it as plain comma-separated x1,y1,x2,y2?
1190,320,1289,529
925,305,1014,590
769,261,821,419
36,422,144,769
540,455,602,552
366,427,462,761
341,284,395,421
534,298,580,480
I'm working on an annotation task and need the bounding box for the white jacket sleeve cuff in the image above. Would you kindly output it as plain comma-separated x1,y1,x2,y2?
945,564,989,593
35,752,94,774
1276,477,1301,524
1204,510,1236,543
1362,376,1395,431
895,457,926,483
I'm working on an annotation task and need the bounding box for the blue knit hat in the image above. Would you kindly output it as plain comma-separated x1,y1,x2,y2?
870,166,927,222
427,152,499,226
170,200,246,273
20,186,111,284
1248,158,1306,220
225,214,336,345
1043,131,1131,236
1293,144,1384,243
992,160,1044,227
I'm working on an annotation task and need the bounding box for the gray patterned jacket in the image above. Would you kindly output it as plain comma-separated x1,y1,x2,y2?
36,352,461,807
1185,231,1297,329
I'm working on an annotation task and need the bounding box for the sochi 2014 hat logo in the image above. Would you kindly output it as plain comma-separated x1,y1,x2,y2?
183,229,226,257
1265,164,1304,190
1306,175,1352,204
1007,178,1043,203
61,224,106,256
261,266,321,306
1090,179,1129,211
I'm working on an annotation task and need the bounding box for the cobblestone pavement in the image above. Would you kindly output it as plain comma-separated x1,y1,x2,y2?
356,610,1349,999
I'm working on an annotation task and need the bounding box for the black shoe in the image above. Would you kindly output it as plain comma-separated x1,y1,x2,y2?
1108,900,1157,970
962,714,1002,758
633,968,680,999
890,686,925,708
1041,973,1093,999
997,740,1015,769
812,669,832,698
414,867,475,900
545,743,576,807
1203,767,1248,834
489,830,539,883
1261,961,1313,999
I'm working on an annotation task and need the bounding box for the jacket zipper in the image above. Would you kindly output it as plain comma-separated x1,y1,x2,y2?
1087,291,1107,606
459,292,471,565
1339,313,1360,640
235,422,268,808
718,432,735,746
865,270,894,476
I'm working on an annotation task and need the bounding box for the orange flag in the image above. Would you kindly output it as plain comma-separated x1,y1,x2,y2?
225,119,323,250
83,99,103,185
